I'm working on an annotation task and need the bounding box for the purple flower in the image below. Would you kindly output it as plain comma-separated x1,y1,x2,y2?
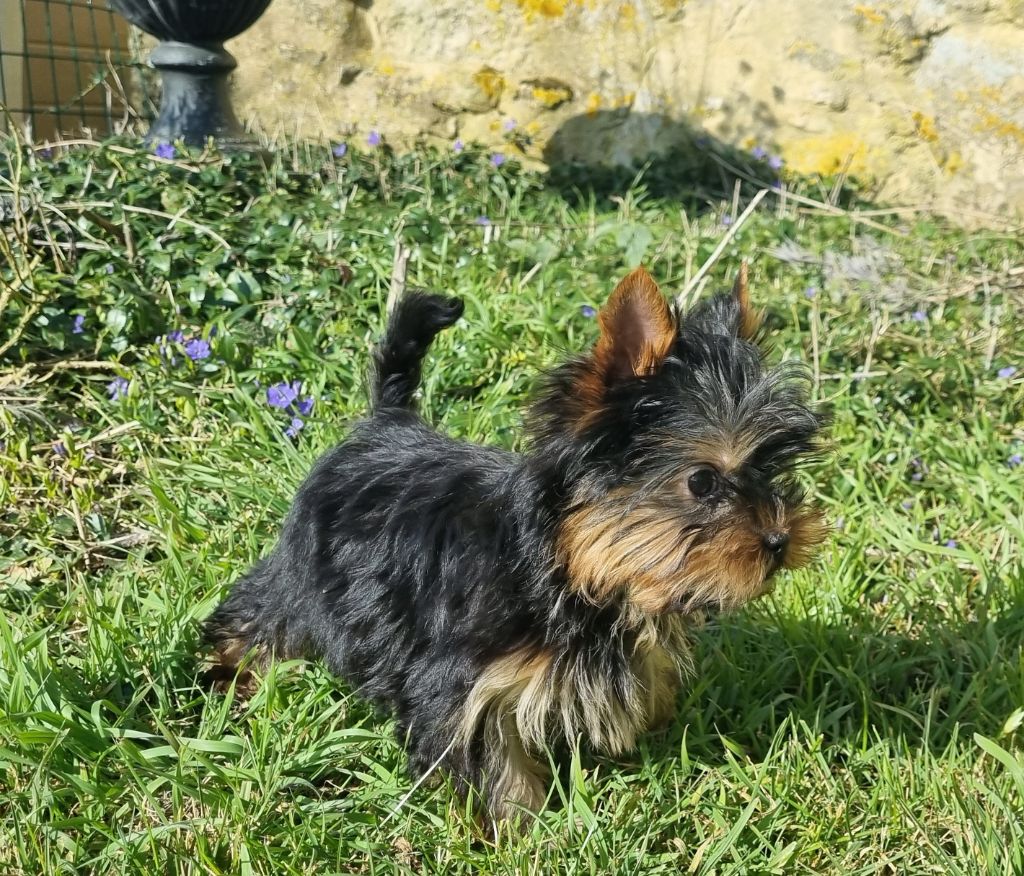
154,142,176,160
768,154,784,171
107,377,129,401
474,216,491,226
805,286,817,299
39,147,53,159
911,310,927,323
502,119,517,132
72,315,85,334
901,499,913,510
285,417,305,439
751,145,768,160
490,153,506,167
453,139,465,153
580,304,597,319
1008,453,1023,468
911,472,923,482
53,441,67,458
184,338,211,361
944,538,958,549
332,143,348,158
167,329,184,344
267,381,300,410
721,215,733,226
297,396,315,416
997,365,1017,379
367,130,382,147
105,264,114,275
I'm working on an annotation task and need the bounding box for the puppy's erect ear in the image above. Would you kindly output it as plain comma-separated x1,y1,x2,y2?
732,260,762,341
593,268,676,382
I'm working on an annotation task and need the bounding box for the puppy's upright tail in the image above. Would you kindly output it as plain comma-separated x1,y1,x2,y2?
370,291,464,412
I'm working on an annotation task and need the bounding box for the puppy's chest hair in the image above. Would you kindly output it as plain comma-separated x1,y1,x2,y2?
457,615,695,756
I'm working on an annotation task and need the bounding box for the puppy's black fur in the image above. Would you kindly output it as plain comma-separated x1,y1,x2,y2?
204,267,826,822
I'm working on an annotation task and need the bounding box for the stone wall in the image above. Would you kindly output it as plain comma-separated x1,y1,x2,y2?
229,0,1024,223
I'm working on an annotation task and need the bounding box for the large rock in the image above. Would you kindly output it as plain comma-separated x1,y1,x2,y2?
229,0,1024,223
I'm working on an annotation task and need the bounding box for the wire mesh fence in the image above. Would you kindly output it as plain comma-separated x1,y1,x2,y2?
0,0,151,141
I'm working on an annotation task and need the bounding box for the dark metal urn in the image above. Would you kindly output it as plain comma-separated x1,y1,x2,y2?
109,0,273,148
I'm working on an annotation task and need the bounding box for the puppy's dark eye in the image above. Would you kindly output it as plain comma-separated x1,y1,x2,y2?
687,467,720,499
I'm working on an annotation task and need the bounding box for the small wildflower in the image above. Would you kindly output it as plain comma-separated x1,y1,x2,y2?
805,286,817,299
72,314,85,334
285,417,305,439
53,441,67,458
751,145,768,160
580,304,597,319
107,377,129,401
184,338,211,361
208,327,218,338
911,472,923,482
911,310,927,322
944,538,958,549
901,499,913,510
105,264,114,275
502,119,517,131
997,365,1017,379
453,138,464,152
39,147,53,159
167,329,184,344
768,154,784,171
154,142,176,160
490,153,506,167
721,215,733,226
367,130,382,147
332,143,348,158
474,216,491,226
267,381,300,410
1008,453,1023,467
297,396,315,416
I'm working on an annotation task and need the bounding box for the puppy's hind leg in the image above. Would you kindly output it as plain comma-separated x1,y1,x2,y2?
202,559,279,692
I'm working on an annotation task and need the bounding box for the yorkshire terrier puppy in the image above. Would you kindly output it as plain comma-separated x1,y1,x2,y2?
205,264,826,822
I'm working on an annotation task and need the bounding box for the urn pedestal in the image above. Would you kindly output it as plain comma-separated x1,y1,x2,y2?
109,0,273,148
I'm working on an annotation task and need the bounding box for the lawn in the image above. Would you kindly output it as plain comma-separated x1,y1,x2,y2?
1,136,1023,875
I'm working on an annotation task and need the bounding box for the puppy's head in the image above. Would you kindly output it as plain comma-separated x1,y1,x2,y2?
530,265,827,619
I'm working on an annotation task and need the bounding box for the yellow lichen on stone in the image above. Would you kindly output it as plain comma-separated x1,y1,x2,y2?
912,111,939,142
514,0,569,19
619,2,637,22
786,132,870,176
485,0,502,11
376,59,396,75
474,67,507,103
974,111,1024,145
532,85,573,108
585,92,602,115
853,5,887,25
942,150,963,175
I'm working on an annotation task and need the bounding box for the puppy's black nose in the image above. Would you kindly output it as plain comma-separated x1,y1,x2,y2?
762,531,790,555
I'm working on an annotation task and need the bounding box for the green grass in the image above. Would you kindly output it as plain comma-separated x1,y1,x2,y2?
1,138,1023,874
